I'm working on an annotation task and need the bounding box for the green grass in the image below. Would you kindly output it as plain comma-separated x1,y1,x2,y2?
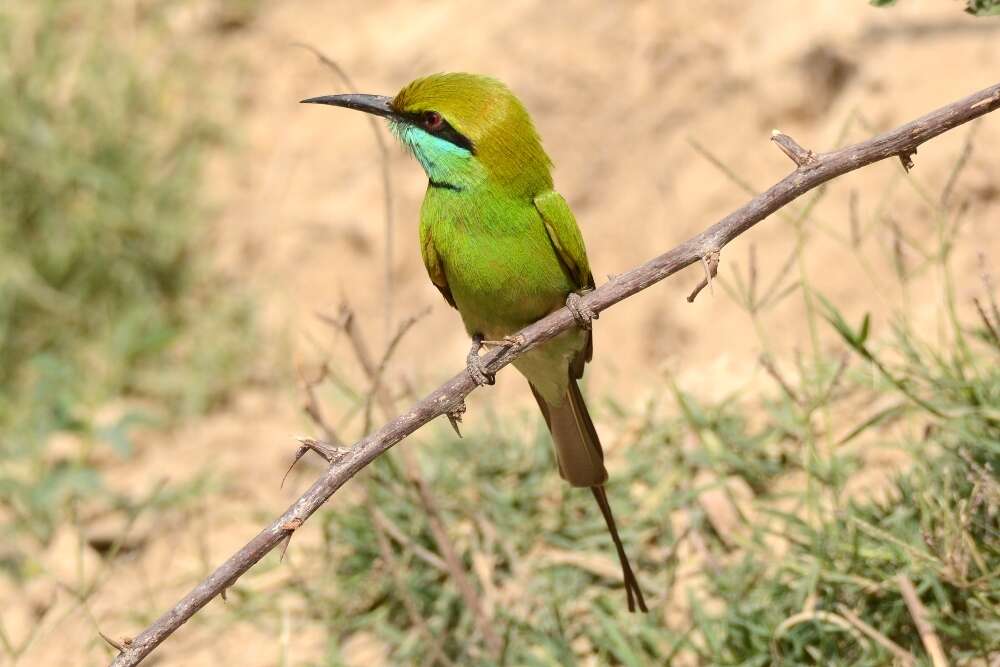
0,1,254,578
281,328,996,665
229,125,1000,665
870,0,1000,15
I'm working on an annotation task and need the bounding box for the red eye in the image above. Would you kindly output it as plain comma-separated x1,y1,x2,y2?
423,111,443,130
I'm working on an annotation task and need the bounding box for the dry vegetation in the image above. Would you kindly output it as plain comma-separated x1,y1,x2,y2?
1,1,999,666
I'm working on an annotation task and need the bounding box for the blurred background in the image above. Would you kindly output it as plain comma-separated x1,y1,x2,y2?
1,1,998,665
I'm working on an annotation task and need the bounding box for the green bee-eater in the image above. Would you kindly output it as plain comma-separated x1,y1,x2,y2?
303,73,646,612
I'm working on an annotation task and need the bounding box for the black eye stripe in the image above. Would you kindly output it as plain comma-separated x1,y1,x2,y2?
401,111,475,154
434,121,475,154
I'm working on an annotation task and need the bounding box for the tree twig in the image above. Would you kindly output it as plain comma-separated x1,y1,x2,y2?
318,302,499,655
318,304,392,415
897,574,949,667
371,516,454,667
362,307,431,433
974,297,1000,348
939,120,979,207
107,80,1000,667
413,473,502,656
759,354,803,406
835,603,916,666
371,507,449,573
297,363,342,446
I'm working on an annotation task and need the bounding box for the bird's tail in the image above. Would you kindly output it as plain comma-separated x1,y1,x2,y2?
530,380,648,612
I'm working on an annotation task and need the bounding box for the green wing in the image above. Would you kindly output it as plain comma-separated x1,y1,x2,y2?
535,190,595,373
534,190,595,291
419,218,456,309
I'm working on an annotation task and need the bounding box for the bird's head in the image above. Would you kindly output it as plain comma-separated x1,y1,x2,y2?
302,73,552,196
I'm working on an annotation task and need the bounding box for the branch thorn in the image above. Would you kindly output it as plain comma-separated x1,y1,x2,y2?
219,572,242,602
99,632,128,652
278,534,293,562
446,400,467,438
687,249,721,302
281,438,348,488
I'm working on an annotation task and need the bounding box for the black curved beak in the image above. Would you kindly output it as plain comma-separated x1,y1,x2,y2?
299,93,396,119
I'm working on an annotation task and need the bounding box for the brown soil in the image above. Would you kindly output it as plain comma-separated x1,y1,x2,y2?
7,2,998,665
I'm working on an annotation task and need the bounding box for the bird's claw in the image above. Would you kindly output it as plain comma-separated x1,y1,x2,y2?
466,335,495,386
566,292,597,330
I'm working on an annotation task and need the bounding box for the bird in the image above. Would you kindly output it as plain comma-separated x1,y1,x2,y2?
302,73,647,612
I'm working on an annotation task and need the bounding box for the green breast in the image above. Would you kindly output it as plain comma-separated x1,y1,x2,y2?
421,185,573,339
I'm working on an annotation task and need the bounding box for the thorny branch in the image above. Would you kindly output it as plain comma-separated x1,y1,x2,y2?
297,363,342,446
311,303,502,657
107,81,1000,666
361,307,430,433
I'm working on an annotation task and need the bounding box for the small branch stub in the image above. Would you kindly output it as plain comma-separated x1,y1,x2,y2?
771,129,819,167
281,518,303,532
899,148,917,172
687,249,721,302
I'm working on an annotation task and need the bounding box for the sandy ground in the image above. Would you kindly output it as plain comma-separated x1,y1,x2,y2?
5,1,999,665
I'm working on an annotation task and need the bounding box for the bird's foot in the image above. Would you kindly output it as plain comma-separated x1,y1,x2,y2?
466,334,495,386
566,291,598,330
